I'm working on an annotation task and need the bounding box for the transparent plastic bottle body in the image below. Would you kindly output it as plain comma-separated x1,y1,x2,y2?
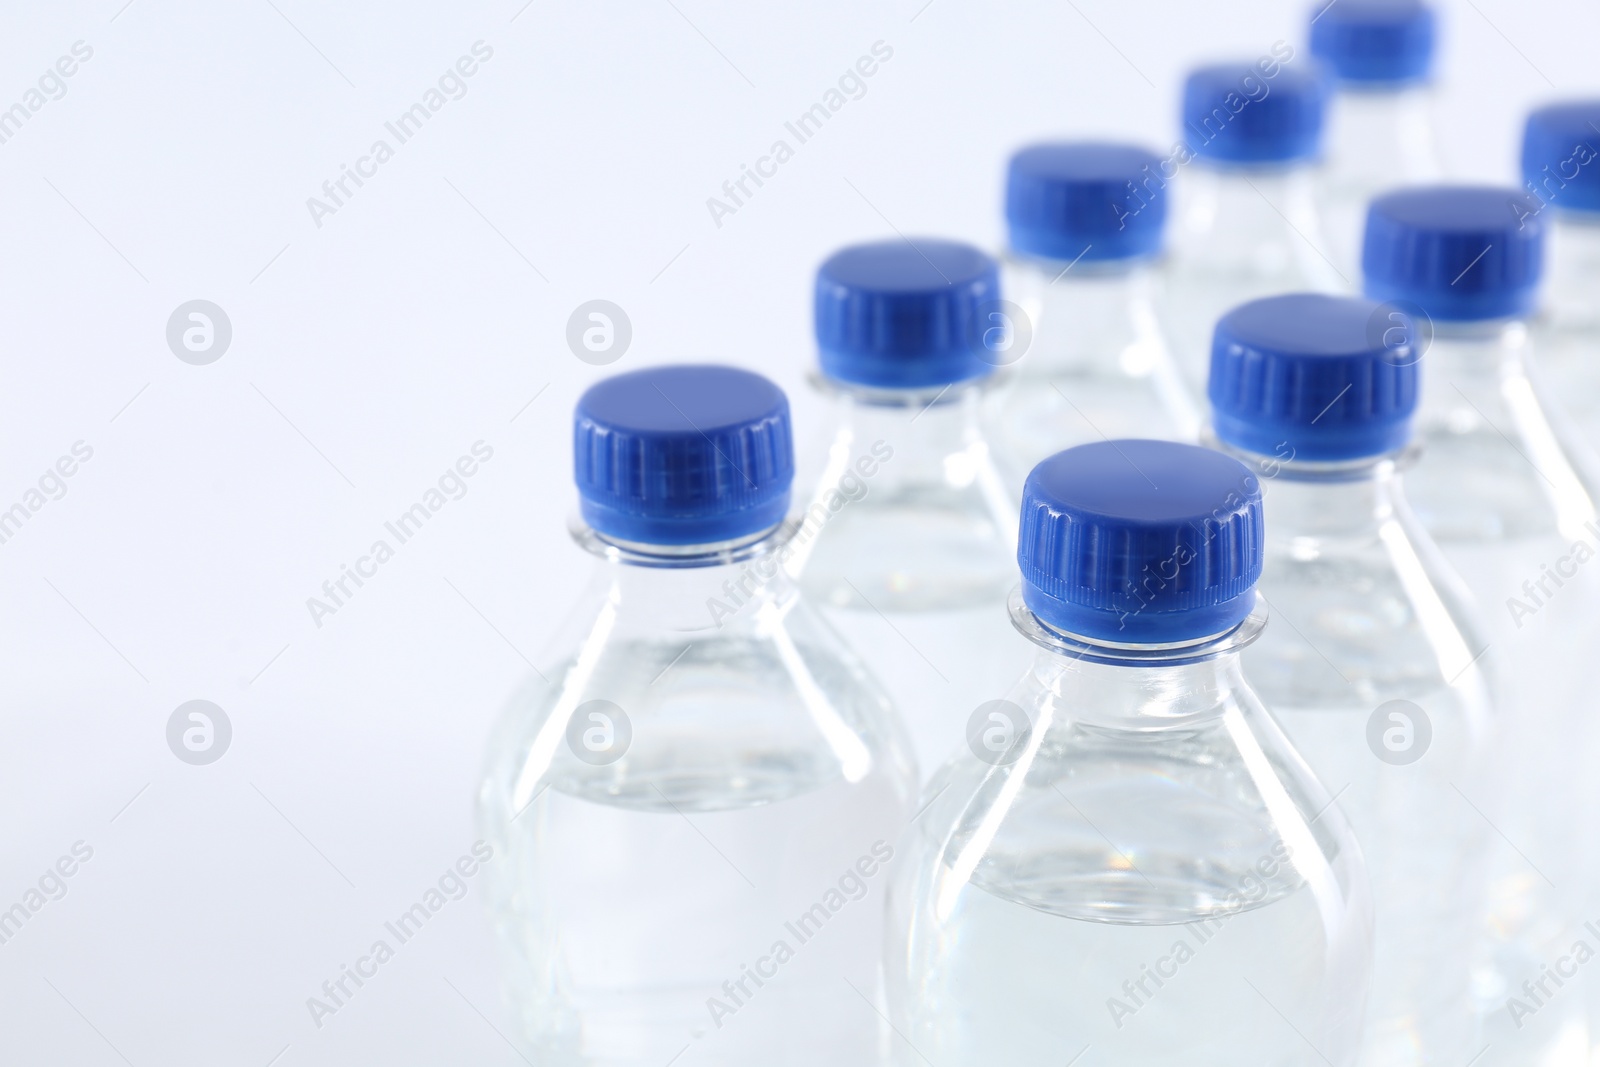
790,382,1029,777
1403,322,1600,1061
1532,213,1600,454
1163,163,1346,393
1237,455,1494,1066
986,255,1201,496
478,525,918,1067
884,598,1372,1066
1318,85,1441,280
792,381,1015,612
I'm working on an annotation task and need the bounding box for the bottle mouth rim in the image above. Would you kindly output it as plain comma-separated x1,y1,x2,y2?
1008,586,1268,665
1004,247,1159,274
1327,74,1433,92
1189,155,1319,174
1204,433,1421,481
806,369,983,406
569,516,792,569
1543,205,1600,226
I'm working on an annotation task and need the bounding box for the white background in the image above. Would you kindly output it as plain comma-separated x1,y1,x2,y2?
0,0,1591,1063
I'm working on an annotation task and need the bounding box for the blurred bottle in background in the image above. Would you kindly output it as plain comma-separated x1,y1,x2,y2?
1208,292,1493,1067
1310,0,1442,280
884,439,1372,1067
1522,101,1600,453
789,238,1029,777
1363,187,1600,1063
478,365,917,1067
1164,58,1344,394
792,239,1015,611
986,141,1199,495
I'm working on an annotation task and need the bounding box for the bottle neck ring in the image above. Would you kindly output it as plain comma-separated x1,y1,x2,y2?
1010,587,1267,667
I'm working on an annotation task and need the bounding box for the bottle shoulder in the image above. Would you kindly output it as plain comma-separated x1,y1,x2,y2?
480,569,917,819
1164,169,1340,289
792,408,1019,612
1251,507,1496,711
906,665,1362,926
1411,346,1600,545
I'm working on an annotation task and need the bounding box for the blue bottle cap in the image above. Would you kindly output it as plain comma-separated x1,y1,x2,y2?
1362,185,1544,322
1005,142,1168,262
1522,102,1600,215
1309,0,1437,85
574,364,794,545
1018,440,1264,642
1210,293,1419,461
814,239,1001,389
1182,63,1329,164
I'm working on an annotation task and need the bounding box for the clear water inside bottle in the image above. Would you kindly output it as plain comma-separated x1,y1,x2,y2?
1403,321,1600,1061
910,874,1334,1066
885,602,1372,1066
509,759,908,1067
479,528,918,1066
1236,454,1496,1066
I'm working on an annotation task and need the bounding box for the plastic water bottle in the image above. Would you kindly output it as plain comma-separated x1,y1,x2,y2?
1522,102,1600,453
1363,187,1600,1061
793,238,1016,611
1310,0,1442,279
883,438,1372,1067
791,239,1029,777
1208,292,1495,1067
478,364,918,1066
986,141,1200,494
1164,60,1344,395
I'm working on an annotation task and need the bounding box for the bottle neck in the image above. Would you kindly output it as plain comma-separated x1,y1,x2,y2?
1174,161,1334,283
1009,251,1148,288
1412,316,1600,539
1219,446,1402,540
821,374,984,424
1416,318,1528,417
1006,255,1155,370
1185,158,1317,215
816,377,1015,535
1188,157,1316,189
1008,589,1264,730
571,520,802,634
1324,82,1439,186
1543,211,1600,328
815,376,993,479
